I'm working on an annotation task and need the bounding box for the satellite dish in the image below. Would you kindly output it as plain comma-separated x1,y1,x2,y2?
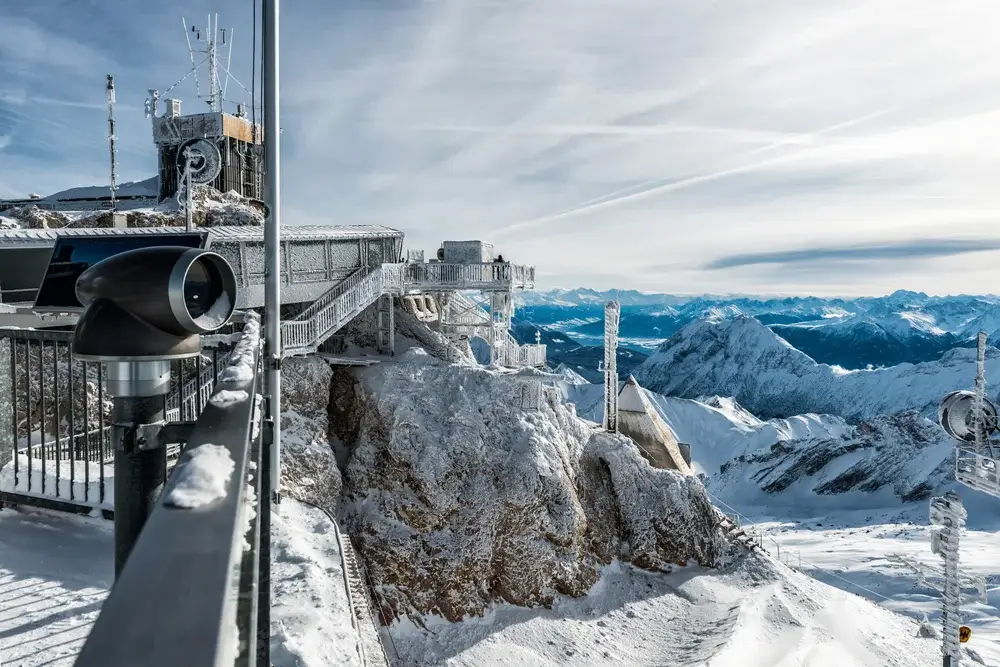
177,138,222,184
939,390,999,442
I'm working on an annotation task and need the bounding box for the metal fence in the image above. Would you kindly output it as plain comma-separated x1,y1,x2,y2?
0,328,231,513
74,312,271,666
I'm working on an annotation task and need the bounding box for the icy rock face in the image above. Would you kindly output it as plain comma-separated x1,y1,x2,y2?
330,350,725,622
636,314,1000,421
719,411,954,501
280,357,342,516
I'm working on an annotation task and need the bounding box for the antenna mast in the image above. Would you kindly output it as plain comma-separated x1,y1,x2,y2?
183,14,234,113
106,74,118,211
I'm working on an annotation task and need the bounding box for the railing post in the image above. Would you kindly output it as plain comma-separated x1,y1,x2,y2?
0,335,13,491
257,394,273,666
106,361,170,578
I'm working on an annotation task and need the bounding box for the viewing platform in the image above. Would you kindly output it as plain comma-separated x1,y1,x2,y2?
402,261,535,292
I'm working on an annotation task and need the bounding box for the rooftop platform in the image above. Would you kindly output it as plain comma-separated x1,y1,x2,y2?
0,224,404,310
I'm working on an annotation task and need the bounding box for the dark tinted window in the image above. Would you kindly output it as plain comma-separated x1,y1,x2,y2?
34,233,206,311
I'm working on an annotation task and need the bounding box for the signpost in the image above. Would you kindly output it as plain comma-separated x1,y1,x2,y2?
959,626,972,644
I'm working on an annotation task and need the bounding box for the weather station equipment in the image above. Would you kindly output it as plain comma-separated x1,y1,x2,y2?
146,14,263,203
177,137,223,231
933,330,996,666
939,331,1000,497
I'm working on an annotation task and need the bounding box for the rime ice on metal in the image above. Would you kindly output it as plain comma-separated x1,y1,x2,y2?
930,491,967,667
106,75,118,211
939,330,1000,498
603,300,621,433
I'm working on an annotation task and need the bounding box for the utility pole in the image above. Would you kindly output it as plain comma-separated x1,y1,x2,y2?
259,2,281,664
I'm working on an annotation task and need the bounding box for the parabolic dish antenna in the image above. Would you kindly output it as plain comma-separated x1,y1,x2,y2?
177,138,222,184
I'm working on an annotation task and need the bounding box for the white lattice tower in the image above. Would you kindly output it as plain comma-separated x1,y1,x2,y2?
930,490,967,666
973,331,987,451
603,300,621,432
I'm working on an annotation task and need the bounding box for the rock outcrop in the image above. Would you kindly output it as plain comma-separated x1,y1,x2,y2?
279,357,342,516
319,348,726,623
2,186,262,230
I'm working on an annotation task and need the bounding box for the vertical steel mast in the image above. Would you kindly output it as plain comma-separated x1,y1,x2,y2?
106,75,118,211
263,0,282,504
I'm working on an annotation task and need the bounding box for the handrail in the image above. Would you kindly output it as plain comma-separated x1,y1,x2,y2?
282,264,406,356
73,314,268,667
403,262,535,289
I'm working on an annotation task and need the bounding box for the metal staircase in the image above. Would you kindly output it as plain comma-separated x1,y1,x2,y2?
341,534,391,666
282,264,405,357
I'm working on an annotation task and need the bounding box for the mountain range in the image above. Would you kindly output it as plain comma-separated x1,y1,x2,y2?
513,288,1000,373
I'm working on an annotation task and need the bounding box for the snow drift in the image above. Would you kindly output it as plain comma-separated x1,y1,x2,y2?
320,348,728,623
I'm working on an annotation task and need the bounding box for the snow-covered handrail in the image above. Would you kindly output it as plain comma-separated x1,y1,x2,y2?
73,313,273,667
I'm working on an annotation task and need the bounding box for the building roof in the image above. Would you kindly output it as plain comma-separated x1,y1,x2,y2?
0,224,403,248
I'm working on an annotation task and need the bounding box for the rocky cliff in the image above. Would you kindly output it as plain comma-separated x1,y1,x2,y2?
282,348,730,623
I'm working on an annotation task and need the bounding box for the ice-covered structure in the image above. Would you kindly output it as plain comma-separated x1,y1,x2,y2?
617,375,693,474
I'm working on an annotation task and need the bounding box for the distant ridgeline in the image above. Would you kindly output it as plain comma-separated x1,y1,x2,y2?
512,289,1000,371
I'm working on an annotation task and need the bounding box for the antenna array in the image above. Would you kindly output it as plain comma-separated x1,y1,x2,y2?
145,13,254,120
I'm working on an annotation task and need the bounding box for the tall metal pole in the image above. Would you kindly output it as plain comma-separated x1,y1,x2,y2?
603,300,620,432
263,0,282,505
106,75,118,212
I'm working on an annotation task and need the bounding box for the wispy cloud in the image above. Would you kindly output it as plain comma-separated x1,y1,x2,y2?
6,0,1000,295
704,238,1000,270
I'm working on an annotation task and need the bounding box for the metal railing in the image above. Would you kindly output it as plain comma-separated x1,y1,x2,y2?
74,313,271,667
955,446,1000,497
0,328,230,513
282,264,405,356
494,330,547,368
403,262,535,290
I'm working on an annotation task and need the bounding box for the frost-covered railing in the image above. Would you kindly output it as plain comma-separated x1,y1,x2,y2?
444,292,492,329
74,313,273,667
282,263,405,357
494,329,547,368
955,447,1000,497
403,262,535,290
0,327,237,514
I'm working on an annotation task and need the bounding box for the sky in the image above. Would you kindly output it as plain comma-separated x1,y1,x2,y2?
3,0,1000,296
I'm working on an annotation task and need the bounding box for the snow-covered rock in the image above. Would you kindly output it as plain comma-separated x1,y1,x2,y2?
3,185,263,231
327,348,728,623
635,314,996,421
714,411,954,507
280,357,342,516
563,381,955,505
